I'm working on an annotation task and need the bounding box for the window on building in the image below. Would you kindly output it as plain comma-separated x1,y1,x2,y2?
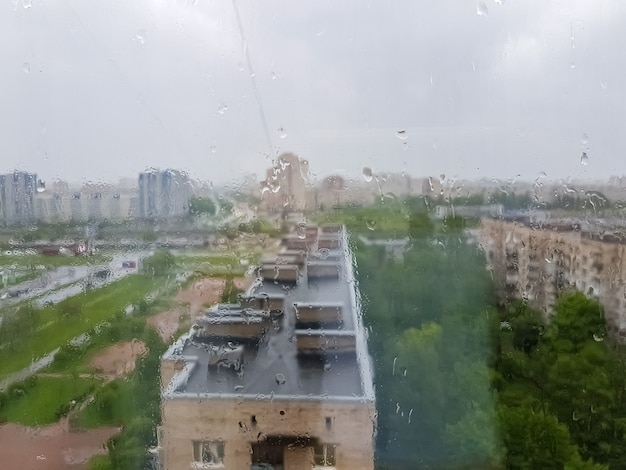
325,416,333,431
313,443,336,467
193,441,224,466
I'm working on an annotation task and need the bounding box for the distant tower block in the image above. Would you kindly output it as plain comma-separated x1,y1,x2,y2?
260,153,310,213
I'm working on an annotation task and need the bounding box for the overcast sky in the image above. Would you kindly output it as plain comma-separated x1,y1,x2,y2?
1,0,625,187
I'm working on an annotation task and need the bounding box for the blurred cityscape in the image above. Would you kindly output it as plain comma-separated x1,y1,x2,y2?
3,153,626,226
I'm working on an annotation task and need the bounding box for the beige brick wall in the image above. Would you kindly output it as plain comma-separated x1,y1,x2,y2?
161,396,376,470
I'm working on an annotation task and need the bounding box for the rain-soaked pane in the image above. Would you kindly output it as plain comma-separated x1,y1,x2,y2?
1,1,625,470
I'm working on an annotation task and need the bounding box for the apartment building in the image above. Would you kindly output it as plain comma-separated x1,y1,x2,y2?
480,218,626,338
34,188,137,223
138,169,191,220
159,225,376,470
0,171,37,225
260,153,310,213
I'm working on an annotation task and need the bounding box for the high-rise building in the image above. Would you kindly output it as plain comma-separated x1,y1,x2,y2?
158,225,376,470
138,169,191,220
0,171,37,225
260,153,310,213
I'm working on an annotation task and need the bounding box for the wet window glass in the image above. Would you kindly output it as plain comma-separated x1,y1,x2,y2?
1,1,625,470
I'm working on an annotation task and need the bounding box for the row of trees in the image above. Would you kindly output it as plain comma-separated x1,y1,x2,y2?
351,205,626,469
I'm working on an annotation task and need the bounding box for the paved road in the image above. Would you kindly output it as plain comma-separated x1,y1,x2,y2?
0,348,59,391
0,250,151,307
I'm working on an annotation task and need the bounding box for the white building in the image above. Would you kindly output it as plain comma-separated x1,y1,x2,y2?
138,169,191,220
0,171,38,225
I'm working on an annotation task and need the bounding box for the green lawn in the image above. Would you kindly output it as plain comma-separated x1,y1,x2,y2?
176,252,256,278
315,204,410,239
87,455,114,470
77,379,135,428
0,275,162,379
1,376,100,426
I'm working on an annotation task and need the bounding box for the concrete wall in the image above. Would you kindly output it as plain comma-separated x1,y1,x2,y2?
161,397,376,470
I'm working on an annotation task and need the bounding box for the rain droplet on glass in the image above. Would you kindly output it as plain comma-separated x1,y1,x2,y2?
581,133,589,146
277,127,287,139
395,130,408,141
580,152,589,166
217,103,228,115
135,30,146,45
362,167,373,183
22,62,31,74
476,1,488,17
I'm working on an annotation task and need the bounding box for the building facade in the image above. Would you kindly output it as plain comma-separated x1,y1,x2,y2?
260,153,310,213
34,188,137,223
480,218,626,338
138,169,191,220
0,171,37,225
159,225,376,470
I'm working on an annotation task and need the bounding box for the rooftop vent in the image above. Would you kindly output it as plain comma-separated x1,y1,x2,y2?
295,330,356,355
294,302,343,328
320,224,342,233
318,236,341,250
240,293,286,313
261,252,306,267
307,261,340,280
260,263,300,283
194,312,264,340
192,340,244,373
282,237,310,251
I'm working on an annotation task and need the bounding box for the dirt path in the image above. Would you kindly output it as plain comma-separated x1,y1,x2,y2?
90,339,147,380
177,277,226,316
0,419,119,470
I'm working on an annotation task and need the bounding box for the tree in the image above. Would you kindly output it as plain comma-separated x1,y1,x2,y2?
508,301,544,355
498,400,606,470
189,197,216,216
408,212,434,239
546,292,606,353
142,250,176,277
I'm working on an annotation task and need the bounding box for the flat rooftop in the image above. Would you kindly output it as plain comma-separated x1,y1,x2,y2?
162,226,374,402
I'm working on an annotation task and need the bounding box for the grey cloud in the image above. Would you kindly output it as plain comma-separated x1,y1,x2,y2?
1,0,625,186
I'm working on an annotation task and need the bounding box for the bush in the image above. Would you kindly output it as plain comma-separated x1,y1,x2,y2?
0,391,9,410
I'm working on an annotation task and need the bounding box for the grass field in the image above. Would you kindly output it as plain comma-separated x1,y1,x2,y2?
77,379,135,428
315,204,410,238
1,376,100,426
0,275,162,379
87,455,114,470
175,251,259,278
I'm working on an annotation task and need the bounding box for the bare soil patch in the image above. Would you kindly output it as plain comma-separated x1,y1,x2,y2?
177,278,225,317
90,339,147,379
147,308,186,342
0,419,119,469
233,276,254,292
